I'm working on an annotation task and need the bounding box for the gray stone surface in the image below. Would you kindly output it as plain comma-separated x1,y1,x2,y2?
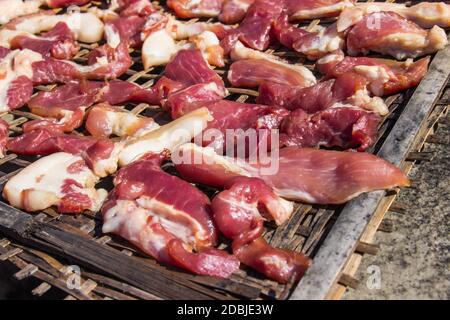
344,119,450,300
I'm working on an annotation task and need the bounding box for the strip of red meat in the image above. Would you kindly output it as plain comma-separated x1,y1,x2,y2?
8,22,80,60
317,50,431,96
102,152,239,278
228,58,316,89
174,144,411,204
151,49,227,108
280,105,381,152
346,12,448,60
219,0,255,24
211,177,310,283
25,80,157,133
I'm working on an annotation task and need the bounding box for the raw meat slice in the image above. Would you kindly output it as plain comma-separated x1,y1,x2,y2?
3,152,107,213
173,143,411,204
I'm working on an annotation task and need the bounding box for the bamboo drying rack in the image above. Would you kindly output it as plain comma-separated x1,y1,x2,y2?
0,0,449,300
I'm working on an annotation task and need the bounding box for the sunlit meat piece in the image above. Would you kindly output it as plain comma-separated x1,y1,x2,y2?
25,80,157,133
337,2,450,32
118,107,213,166
103,14,147,48
45,0,92,8
212,177,293,241
82,139,123,178
211,177,308,283
228,58,316,89
3,152,108,213
30,49,129,84
102,152,239,278
222,0,346,56
0,48,39,113
7,128,96,156
109,0,156,17
3,22,80,60
164,49,226,92
174,143,411,204
0,0,41,25
224,0,283,51
0,119,9,158
219,0,255,24
167,0,224,19
151,49,227,107
30,34,132,83
258,72,389,115
286,0,355,21
3,10,104,43
12,19,130,85
317,50,431,97
167,239,240,278
273,13,344,60
170,99,289,155
141,12,228,68
224,39,285,63
280,104,380,151
165,82,226,115
7,129,122,177
234,238,310,283
346,12,448,60
86,104,159,139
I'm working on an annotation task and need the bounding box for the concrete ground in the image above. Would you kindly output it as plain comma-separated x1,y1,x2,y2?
344,117,450,300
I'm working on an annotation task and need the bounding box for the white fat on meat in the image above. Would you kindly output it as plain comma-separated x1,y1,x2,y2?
102,200,170,255
141,29,180,69
0,0,42,25
135,196,208,246
9,11,104,43
229,41,317,86
188,31,221,61
89,142,124,178
228,41,317,87
142,29,223,68
316,51,344,66
119,107,213,166
0,29,32,48
0,49,43,113
104,23,121,49
230,41,279,62
290,0,354,21
64,55,109,74
177,0,222,17
172,143,254,177
259,255,291,274
345,89,389,116
141,12,228,68
296,24,344,60
337,2,450,32
170,20,224,40
3,152,108,212
353,65,392,97
101,107,160,137
376,26,448,60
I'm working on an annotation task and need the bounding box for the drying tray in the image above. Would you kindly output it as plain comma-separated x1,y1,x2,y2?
0,0,449,300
